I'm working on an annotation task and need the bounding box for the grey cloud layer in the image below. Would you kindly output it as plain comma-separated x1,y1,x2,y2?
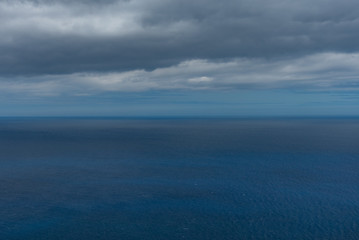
2,53,359,95
2,0,359,75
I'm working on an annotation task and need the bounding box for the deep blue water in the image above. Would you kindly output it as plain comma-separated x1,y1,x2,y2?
1,118,359,240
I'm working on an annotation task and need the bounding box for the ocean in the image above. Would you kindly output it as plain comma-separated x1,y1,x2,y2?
1,118,359,239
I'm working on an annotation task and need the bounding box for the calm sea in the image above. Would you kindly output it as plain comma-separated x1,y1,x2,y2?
1,118,359,240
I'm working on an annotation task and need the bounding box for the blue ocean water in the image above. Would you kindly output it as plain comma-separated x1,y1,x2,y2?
1,118,359,240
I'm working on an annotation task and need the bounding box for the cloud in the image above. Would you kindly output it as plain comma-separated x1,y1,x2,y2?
188,76,213,83
1,0,359,76
1,52,359,95
1,0,359,98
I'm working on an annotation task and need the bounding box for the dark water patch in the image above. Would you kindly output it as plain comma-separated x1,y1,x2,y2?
1,118,359,239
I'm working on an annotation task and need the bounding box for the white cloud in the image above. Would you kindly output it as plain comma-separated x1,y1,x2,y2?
0,1,142,37
0,0,198,38
188,76,213,83
1,52,359,95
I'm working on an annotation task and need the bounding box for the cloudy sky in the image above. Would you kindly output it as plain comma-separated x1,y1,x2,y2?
1,0,359,116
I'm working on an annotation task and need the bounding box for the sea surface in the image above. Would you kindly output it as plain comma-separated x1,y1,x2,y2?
1,118,359,240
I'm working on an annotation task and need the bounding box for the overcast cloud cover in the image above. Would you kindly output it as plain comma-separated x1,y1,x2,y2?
1,0,359,115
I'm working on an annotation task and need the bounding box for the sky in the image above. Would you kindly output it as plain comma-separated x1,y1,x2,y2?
1,0,359,117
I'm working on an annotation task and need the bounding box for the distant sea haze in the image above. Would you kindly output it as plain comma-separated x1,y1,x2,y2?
1,118,359,240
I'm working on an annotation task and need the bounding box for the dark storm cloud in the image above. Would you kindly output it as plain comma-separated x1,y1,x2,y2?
1,0,359,76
